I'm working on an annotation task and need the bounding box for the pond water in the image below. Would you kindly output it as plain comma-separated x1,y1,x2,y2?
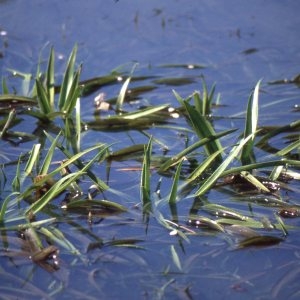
1,0,300,299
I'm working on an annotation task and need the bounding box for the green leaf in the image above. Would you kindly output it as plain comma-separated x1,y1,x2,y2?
221,159,300,177
1,77,9,94
46,47,55,110
180,97,223,163
0,217,56,230
276,138,300,157
40,131,62,175
39,226,81,256
202,203,248,221
216,217,267,228
116,76,131,112
195,134,253,196
141,138,152,214
12,157,21,192
187,149,224,183
44,131,109,191
269,165,284,181
75,98,81,152
241,80,261,164
120,104,169,120
274,214,288,236
240,171,270,193
6,69,32,96
62,66,82,114
159,129,235,172
23,225,43,251
257,120,300,148
189,216,225,232
35,78,52,115
193,80,216,116
169,159,183,205
58,45,78,110
23,143,41,178
0,192,19,222
26,172,83,215
0,108,17,138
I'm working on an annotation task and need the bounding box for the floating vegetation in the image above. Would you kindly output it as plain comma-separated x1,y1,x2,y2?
241,48,259,55
268,73,300,85
159,63,206,69
153,77,196,86
236,235,284,249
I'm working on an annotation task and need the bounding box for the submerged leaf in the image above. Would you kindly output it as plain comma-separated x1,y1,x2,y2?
106,238,144,248
87,104,170,131
237,235,284,249
240,171,270,193
274,214,289,236
278,207,300,218
268,73,300,85
121,104,169,120
170,245,182,271
63,199,127,213
153,77,195,86
39,226,81,257
257,120,300,149
107,144,145,161
0,94,36,109
160,63,206,69
31,245,58,263
226,225,258,238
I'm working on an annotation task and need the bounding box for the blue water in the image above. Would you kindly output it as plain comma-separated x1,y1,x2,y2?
2,1,300,82
1,0,300,299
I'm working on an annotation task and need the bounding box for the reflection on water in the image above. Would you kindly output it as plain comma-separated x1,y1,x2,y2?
1,0,300,299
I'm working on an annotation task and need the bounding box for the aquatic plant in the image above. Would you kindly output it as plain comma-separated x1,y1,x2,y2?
1,46,300,298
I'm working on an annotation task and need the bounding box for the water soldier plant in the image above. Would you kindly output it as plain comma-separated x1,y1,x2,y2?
1,46,300,296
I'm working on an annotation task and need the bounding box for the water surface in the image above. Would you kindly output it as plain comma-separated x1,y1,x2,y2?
1,1,300,299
